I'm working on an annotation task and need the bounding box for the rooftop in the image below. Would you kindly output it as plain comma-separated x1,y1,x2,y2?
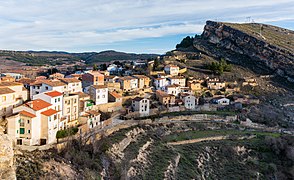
109,91,122,98
25,99,52,111
92,85,108,89
133,97,146,101
0,82,23,87
120,76,136,80
19,110,36,118
60,78,81,83
133,75,149,79
0,87,15,95
43,80,67,87
45,91,63,97
41,109,59,116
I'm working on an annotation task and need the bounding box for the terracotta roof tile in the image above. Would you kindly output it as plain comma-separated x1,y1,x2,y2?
109,91,122,98
25,99,52,111
0,82,23,86
92,85,107,89
45,91,63,97
0,87,15,95
60,78,81,83
41,109,58,116
43,80,66,87
19,110,36,118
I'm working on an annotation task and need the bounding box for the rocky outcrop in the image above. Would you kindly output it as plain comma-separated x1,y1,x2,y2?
107,127,146,162
0,134,15,180
197,21,294,82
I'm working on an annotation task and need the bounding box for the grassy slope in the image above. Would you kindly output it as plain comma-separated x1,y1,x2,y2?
224,22,294,53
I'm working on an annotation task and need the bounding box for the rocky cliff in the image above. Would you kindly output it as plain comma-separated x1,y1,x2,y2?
195,21,294,82
0,134,15,180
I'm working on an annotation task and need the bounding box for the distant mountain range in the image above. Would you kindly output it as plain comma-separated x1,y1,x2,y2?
0,50,159,66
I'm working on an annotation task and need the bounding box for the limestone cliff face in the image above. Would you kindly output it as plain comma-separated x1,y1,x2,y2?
0,134,15,180
198,21,294,82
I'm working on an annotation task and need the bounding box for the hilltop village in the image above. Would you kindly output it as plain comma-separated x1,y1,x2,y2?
0,56,261,146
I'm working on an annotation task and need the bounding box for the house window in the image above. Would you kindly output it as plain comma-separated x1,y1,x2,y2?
58,98,60,102
74,99,77,103
97,95,100,99
27,120,30,124
55,99,57,103
2,96,6,102
28,130,30,134
45,86,49,90
67,108,70,113
20,128,25,134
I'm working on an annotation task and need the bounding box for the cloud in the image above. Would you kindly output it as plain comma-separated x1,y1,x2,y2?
0,0,293,52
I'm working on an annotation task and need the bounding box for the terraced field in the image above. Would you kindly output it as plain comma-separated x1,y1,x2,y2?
16,121,293,179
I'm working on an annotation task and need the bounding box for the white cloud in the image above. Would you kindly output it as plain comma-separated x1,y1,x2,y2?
0,0,293,52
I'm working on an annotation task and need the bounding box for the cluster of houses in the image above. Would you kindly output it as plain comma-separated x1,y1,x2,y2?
0,62,259,146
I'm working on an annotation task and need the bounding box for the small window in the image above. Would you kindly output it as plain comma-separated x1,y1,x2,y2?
27,120,30,124
28,130,30,134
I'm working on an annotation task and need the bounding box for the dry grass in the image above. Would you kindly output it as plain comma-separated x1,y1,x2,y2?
224,22,294,53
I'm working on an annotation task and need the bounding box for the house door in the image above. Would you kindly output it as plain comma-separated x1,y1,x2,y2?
17,139,22,145
40,139,47,145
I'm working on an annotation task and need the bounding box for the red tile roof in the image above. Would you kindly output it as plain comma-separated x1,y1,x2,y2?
41,109,58,116
19,110,36,118
109,91,122,99
25,99,52,111
0,87,15,95
45,91,63,97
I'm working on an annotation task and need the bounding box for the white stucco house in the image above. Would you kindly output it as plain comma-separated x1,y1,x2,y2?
132,97,150,117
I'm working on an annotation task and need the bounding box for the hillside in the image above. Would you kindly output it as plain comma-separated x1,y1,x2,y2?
15,123,294,179
0,50,158,66
75,50,158,64
195,21,294,82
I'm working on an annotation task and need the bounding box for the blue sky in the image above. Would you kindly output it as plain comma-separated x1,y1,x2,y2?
0,0,293,54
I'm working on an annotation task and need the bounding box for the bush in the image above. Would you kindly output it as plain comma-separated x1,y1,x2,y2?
56,127,79,139
206,58,232,75
176,36,195,49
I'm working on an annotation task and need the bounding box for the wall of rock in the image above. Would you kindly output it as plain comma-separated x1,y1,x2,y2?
200,21,294,82
0,134,16,180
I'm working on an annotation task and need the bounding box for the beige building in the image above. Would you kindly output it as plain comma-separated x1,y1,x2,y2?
82,71,104,88
118,76,138,91
63,93,79,127
187,80,202,91
156,90,176,106
207,78,226,90
49,73,65,80
60,78,82,93
133,75,151,89
8,99,58,145
164,64,179,76
0,82,28,118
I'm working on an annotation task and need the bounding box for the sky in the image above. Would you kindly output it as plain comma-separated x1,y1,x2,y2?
0,0,293,54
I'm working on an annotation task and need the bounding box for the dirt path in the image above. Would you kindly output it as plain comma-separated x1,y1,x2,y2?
167,136,228,145
167,135,257,145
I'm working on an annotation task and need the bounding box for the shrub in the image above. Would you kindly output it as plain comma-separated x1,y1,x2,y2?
206,58,232,75
56,127,79,139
